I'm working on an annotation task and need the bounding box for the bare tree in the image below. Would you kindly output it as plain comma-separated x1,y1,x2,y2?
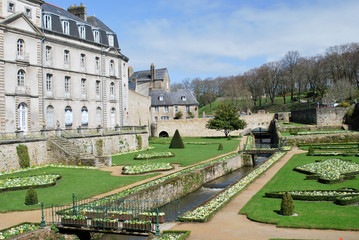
282,51,301,102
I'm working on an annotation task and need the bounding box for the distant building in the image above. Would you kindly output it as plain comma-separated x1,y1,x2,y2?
0,0,129,133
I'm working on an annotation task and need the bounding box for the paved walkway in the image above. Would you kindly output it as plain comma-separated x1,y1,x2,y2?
170,147,359,240
0,140,241,230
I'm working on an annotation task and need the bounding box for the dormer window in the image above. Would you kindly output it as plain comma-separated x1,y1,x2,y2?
159,96,164,101
181,96,186,101
78,25,86,39
43,15,52,30
93,30,100,43
25,8,31,17
62,20,70,35
108,34,114,47
8,2,15,12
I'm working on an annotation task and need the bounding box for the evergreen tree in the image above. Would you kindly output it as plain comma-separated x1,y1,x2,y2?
169,129,185,149
280,192,294,216
25,187,38,205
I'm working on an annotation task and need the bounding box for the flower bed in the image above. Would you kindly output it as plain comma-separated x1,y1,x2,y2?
180,152,286,222
265,188,359,205
244,135,254,150
294,158,359,183
0,174,61,192
108,210,133,221
61,215,87,227
139,212,165,223
154,230,191,240
122,220,151,231
0,164,95,177
134,152,175,160
122,163,173,174
92,218,119,229
308,152,359,157
0,223,39,240
292,130,351,136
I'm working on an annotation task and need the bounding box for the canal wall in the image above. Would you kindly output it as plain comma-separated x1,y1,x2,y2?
123,154,243,204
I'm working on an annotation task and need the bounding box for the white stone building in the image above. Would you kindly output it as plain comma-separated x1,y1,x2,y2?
0,0,129,133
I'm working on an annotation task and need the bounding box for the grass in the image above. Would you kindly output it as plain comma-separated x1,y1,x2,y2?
239,153,359,230
112,137,240,167
278,122,312,127
0,167,158,212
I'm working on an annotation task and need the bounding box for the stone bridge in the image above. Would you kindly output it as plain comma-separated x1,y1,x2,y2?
153,113,275,137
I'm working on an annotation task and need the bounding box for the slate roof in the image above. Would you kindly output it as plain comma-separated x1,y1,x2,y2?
42,3,119,48
150,89,199,106
129,68,168,82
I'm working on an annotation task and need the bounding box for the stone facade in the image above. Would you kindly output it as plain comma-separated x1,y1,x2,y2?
154,113,274,137
290,107,348,125
128,89,151,127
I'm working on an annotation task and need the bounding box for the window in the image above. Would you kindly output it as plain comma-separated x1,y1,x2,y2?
110,108,116,127
95,57,100,73
108,35,114,47
78,25,86,39
155,106,159,112
110,82,115,99
25,8,31,17
81,78,86,98
8,2,15,12
161,116,169,120
164,106,169,112
46,74,52,96
18,103,27,132
65,106,72,126
46,105,54,129
80,54,85,69
158,96,163,101
62,20,70,35
17,70,25,87
81,106,88,126
175,106,178,112
154,117,158,124
181,96,186,101
96,80,100,99
109,60,115,76
17,39,24,58
96,107,102,127
45,46,52,64
64,76,70,97
186,106,190,112
64,50,69,66
43,15,52,30
93,30,100,43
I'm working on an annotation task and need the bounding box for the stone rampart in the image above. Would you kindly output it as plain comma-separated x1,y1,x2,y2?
291,107,348,125
154,114,274,137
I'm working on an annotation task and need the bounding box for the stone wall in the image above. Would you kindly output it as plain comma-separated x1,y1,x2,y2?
154,113,274,137
123,154,242,204
281,132,359,146
128,90,151,127
290,109,316,124
291,107,348,125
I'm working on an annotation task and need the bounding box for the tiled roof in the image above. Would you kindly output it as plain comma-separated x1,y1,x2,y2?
150,89,199,106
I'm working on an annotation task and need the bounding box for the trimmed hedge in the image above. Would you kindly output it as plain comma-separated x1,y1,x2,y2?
16,144,30,168
25,187,38,205
280,192,294,216
169,129,185,149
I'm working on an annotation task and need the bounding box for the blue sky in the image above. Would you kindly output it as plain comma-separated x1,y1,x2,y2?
48,0,359,83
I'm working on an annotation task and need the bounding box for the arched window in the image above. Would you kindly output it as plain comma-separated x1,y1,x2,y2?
81,106,88,126
110,60,115,76
65,106,72,126
46,105,54,129
110,82,115,99
96,107,102,127
18,103,27,132
110,107,116,128
17,70,25,87
17,39,24,58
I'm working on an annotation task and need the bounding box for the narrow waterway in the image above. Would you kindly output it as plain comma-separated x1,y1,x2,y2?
100,154,270,239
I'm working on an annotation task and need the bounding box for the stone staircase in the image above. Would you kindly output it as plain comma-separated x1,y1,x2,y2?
48,135,99,167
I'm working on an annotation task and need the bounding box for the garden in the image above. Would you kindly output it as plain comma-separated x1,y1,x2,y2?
239,153,359,230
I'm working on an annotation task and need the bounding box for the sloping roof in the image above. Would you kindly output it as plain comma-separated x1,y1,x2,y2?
42,3,119,48
150,89,199,106
130,68,168,82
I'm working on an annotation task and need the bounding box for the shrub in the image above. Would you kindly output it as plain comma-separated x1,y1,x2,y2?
174,111,183,119
169,129,185,149
227,135,232,140
339,101,351,107
280,192,294,216
308,145,314,155
136,135,143,149
16,144,30,168
25,187,38,205
218,143,223,150
95,139,103,156
187,111,195,118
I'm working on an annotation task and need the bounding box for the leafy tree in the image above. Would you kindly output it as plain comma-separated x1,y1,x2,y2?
169,129,185,149
206,104,246,137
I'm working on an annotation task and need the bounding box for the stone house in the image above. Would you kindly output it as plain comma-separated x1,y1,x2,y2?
0,0,129,133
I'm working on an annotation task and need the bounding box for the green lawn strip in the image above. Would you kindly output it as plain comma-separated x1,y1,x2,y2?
112,137,240,167
239,153,359,230
0,167,158,212
279,122,312,127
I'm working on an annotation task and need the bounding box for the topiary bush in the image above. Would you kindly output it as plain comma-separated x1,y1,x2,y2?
169,129,185,149
136,135,142,150
25,187,38,205
218,143,223,150
308,145,314,155
227,135,232,140
17,144,30,168
280,192,294,216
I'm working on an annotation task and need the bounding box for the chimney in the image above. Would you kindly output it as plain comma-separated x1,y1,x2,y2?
150,63,155,82
68,3,87,21
128,66,134,78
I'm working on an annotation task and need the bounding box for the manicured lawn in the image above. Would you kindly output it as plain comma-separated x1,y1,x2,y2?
279,122,312,127
112,137,240,167
239,153,359,230
0,167,158,212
